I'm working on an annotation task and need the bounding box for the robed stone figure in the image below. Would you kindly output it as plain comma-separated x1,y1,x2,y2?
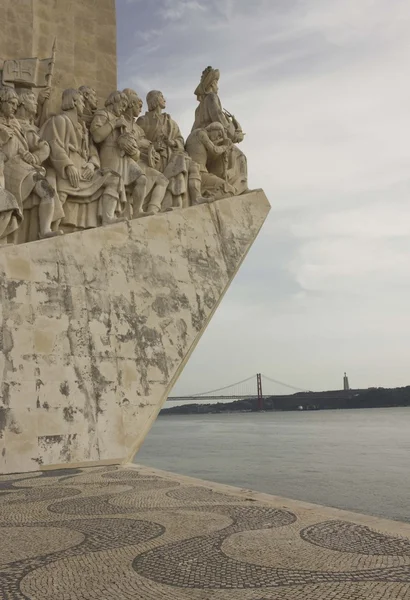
40,88,126,233
0,87,61,243
15,90,64,243
0,151,22,243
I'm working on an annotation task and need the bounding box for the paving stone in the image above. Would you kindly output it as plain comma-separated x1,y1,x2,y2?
0,464,410,599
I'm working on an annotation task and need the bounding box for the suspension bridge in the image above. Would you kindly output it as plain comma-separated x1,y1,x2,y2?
167,373,311,410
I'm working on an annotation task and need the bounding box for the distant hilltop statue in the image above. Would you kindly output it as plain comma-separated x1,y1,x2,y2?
343,372,350,391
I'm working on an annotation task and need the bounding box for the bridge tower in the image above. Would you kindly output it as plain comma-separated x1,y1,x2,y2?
257,373,263,410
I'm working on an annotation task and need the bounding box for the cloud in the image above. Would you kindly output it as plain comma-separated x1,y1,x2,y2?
117,0,410,393
156,0,206,22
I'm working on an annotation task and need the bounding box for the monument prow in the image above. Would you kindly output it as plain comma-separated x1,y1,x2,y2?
0,190,270,474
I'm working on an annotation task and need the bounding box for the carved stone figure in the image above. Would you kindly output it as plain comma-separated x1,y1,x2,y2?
185,123,236,202
0,61,255,247
137,90,199,209
90,90,149,218
192,67,248,195
121,88,169,216
40,88,126,233
79,85,98,128
0,151,22,243
0,87,61,242
15,90,64,242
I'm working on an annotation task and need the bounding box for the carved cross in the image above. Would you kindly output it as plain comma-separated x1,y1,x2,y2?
4,60,34,82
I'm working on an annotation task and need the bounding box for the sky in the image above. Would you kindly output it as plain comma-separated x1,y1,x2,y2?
116,0,410,396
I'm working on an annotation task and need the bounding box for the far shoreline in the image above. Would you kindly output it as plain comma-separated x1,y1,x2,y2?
161,386,410,415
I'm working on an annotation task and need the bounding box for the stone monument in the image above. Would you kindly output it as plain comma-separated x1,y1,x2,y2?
0,1,271,474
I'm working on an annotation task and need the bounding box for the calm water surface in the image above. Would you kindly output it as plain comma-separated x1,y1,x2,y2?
135,408,410,522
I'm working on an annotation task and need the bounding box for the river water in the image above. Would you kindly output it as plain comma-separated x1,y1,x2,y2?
134,407,410,522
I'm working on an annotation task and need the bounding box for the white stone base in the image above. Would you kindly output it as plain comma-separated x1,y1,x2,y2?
0,190,270,474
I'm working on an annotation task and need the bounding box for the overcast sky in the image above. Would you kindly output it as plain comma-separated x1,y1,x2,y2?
117,0,410,395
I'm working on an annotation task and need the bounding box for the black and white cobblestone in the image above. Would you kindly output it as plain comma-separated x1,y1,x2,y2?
1,465,409,599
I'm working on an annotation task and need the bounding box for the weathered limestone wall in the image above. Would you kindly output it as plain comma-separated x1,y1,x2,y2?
0,191,270,474
0,0,117,109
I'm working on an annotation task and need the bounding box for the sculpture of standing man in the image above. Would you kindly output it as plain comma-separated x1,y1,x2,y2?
40,88,126,232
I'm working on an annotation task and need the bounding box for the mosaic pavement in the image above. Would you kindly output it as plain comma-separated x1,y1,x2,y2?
1,465,410,599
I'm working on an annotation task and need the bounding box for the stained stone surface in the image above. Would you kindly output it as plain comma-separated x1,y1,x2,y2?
1,464,410,599
0,191,270,474
0,0,116,110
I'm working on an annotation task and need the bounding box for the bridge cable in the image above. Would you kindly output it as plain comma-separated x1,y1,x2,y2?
190,374,257,397
261,374,311,393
